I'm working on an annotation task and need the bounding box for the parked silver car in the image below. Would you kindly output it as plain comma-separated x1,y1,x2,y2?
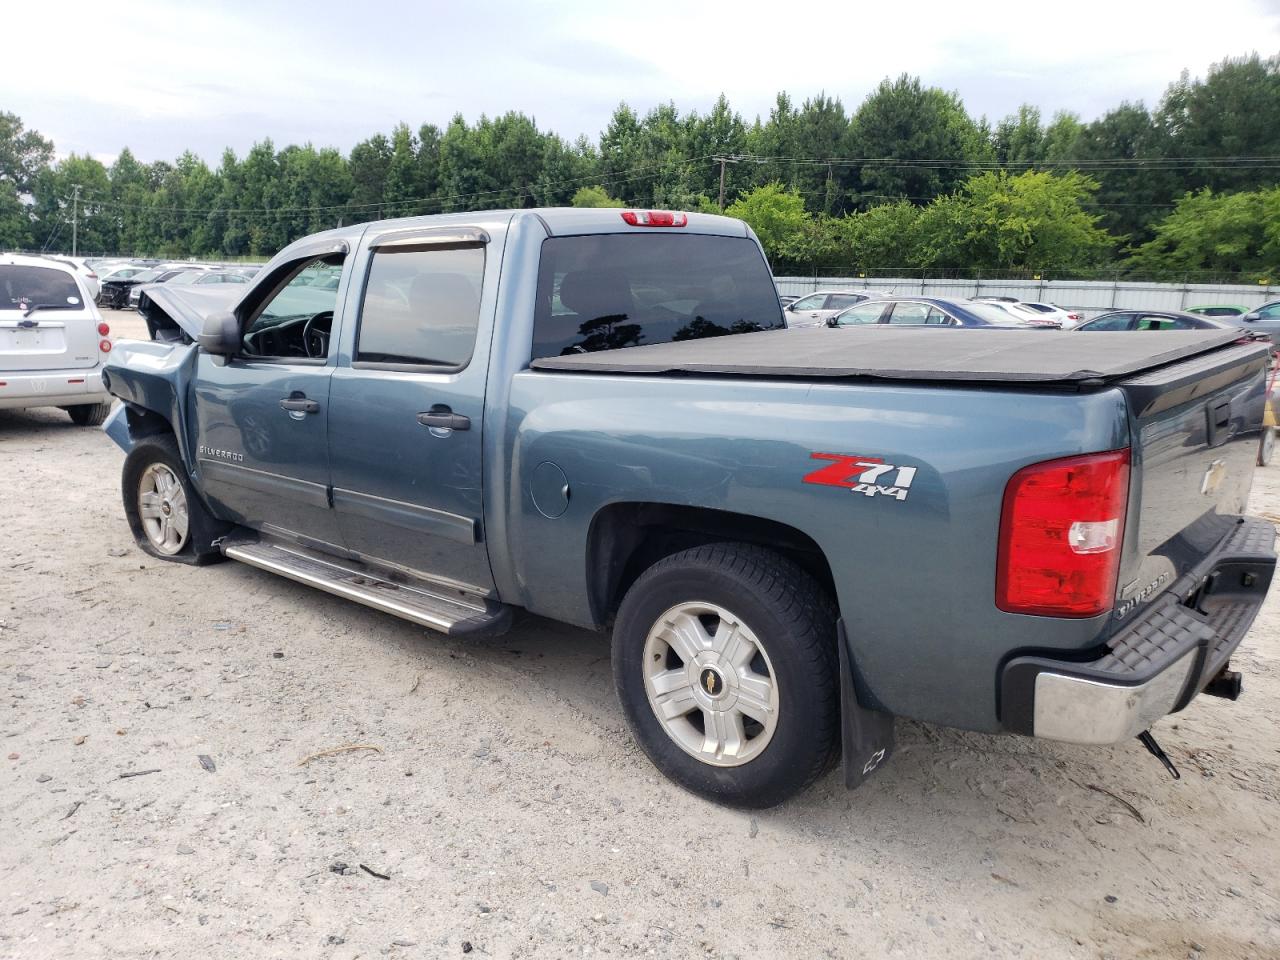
782,289,883,328
1238,300,1280,346
0,254,114,425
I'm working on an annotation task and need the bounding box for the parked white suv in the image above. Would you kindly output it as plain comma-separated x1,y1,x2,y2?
0,254,114,425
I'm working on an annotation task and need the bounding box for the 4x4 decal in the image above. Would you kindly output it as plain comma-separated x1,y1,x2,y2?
803,452,917,501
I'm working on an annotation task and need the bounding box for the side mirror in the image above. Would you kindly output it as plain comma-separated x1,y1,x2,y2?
826,315,839,328
784,302,796,312
1244,313,1260,322
197,310,240,355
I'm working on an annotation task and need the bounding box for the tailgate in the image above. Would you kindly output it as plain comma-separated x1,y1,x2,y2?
0,314,100,371
1114,341,1272,624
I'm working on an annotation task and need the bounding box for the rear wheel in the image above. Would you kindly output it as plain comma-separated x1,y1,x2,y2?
122,434,227,565
612,543,840,808
66,402,112,427
1259,427,1275,467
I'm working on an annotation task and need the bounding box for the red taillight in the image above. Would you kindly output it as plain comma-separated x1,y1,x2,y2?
1067,312,1082,320
996,449,1130,618
88,272,98,279
97,322,110,336
621,210,687,227
99,340,112,353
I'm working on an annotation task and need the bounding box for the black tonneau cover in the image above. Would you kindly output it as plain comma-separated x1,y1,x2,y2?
530,326,1250,384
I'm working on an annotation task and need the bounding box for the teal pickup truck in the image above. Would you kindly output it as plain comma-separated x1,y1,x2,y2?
102,208,1276,807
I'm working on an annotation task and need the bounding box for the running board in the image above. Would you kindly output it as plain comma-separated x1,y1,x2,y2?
222,540,511,637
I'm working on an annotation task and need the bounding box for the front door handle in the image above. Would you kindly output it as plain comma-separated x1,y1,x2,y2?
417,405,470,431
279,392,319,414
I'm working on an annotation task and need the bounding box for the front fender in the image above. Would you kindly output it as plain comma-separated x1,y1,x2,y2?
102,339,200,469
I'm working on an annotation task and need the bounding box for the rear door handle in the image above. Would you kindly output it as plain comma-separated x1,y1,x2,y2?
417,406,470,431
279,393,319,414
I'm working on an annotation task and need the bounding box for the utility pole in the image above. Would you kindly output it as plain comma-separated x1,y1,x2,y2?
714,157,739,211
71,185,81,257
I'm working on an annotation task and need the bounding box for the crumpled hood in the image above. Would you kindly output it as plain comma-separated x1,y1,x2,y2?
137,284,243,341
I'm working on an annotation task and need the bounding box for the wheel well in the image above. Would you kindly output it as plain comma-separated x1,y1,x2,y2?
124,404,174,440
587,502,837,626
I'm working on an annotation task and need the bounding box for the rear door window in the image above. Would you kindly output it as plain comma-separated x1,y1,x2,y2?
887,302,930,325
791,293,826,311
532,234,782,359
1084,313,1135,331
825,293,866,310
356,245,484,368
1136,314,1194,331
0,266,83,312
835,301,888,325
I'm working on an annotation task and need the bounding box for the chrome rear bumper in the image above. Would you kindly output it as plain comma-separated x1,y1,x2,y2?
1001,516,1275,744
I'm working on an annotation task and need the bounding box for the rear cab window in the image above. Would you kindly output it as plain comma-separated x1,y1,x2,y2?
531,234,783,360
0,266,84,313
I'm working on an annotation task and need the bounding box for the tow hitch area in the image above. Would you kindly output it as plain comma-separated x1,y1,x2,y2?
1137,730,1181,780
1202,663,1243,700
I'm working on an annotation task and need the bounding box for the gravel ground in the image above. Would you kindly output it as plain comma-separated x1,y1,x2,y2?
2,312,1279,959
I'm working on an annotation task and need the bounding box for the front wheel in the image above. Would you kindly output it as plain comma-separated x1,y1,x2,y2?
1259,426,1275,467
121,434,228,565
612,543,840,808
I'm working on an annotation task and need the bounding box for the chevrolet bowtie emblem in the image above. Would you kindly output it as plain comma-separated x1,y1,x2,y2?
1201,458,1228,496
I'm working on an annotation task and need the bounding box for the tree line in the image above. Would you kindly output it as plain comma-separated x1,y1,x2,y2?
2,52,1279,280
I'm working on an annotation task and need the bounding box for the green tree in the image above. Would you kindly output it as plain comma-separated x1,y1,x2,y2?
1072,102,1176,242
913,170,1113,271
28,154,112,254
994,105,1046,167
1158,53,1280,194
347,133,392,223
1126,187,1280,280
724,183,808,260
571,185,625,207
847,75,992,206
0,111,54,248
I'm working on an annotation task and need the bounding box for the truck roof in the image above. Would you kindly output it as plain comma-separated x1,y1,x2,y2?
275,208,751,256
531,325,1257,384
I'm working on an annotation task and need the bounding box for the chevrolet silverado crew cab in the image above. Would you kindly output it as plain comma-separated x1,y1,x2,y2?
1,253,115,425
101,208,1276,808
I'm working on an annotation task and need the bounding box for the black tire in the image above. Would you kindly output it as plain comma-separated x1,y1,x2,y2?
121,433,228,565
1259,426,1275,467
67,402,112,427
612,543,839,808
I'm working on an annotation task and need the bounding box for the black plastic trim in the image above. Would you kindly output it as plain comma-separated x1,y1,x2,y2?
1000,516,1276,736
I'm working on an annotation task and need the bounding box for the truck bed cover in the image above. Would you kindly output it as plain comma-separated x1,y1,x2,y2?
530,326,1250,384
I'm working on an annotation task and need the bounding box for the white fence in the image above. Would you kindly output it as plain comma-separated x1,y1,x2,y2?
773,276,1280,317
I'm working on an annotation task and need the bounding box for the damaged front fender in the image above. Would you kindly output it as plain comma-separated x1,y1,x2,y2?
101,338,200,468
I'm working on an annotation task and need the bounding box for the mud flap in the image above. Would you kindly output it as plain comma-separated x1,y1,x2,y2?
838,620,895,789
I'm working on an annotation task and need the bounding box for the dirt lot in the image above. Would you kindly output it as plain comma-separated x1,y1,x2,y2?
2,311,1279,959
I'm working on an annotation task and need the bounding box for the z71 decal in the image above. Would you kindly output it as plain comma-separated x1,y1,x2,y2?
803,452,917,502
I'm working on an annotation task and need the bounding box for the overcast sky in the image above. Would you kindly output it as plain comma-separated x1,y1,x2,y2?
11,0,1280,166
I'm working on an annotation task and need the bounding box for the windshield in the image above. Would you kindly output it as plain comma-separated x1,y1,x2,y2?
127,269,162,283
963,302,1030,326
0,265,83,311
164,272,202,285
531,234,783,359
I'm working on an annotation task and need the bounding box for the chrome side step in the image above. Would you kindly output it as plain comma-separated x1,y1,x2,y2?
222,540,511,636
